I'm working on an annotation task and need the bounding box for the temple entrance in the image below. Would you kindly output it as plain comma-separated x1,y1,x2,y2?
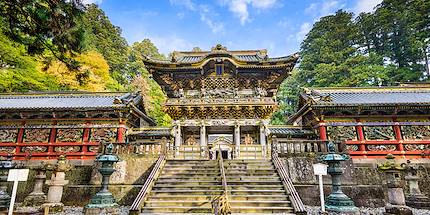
209,134,233,159
216,150,229,159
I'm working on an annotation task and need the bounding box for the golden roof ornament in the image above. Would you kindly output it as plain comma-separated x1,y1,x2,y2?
211,44,227,52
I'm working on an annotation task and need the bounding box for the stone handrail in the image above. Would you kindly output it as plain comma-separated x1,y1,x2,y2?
129,154,166,214
271,138,344,156
271,149,306,214
212,145,231,214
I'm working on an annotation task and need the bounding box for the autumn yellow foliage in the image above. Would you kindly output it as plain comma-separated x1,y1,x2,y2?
42,51,122,91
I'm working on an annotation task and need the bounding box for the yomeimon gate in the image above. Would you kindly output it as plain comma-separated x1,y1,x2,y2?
2,45,430,214
141,44,298,159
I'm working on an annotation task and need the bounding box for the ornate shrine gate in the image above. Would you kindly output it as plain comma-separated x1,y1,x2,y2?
142,44,298,159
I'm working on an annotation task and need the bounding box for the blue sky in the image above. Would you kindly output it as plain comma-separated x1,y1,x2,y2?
85,0,382,57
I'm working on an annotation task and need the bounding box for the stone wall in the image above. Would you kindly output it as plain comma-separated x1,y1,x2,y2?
13,155,157,206
280,156,430,207
10,154,430,207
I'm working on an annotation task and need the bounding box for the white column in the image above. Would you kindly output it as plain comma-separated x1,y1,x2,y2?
234,125,240,158
260,124,266,157
200,124,206,147
175,123,181,148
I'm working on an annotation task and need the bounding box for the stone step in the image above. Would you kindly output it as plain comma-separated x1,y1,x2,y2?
225,172,279,176
226,176,280,180
153,186,224,191
229,194,290,201
229,189,286,195
155,180,220,185
154,184,223,188
227,185,284,190
161,171,221,177
146,195,216,201
158,176,220,180
142,206,212,213
229,200,292,207
145,200,212,207
162,167,220,171
227,180,283,185
150,190,223,195
230,206,294,213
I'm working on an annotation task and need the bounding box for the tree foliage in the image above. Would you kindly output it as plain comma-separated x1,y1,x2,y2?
129,39,171,126
0,0,85,68
79,4,129,84
273,1,430,124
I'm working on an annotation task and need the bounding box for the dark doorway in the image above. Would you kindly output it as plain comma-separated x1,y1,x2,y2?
216,150,229,159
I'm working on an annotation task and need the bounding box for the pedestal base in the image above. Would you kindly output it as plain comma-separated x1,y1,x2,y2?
23,193,46,206
406,194,430,209
326,193,359,214
0,191,11,210
384,204,413,215
85,192,118,210
84,206,119,215
42,202,64,213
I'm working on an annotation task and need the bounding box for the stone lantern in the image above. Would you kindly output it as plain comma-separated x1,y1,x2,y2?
319,141,358,214
23,165,47,206
378,154,412,215
404,161,430,209
42,155,72,213
0,155,15,212
84,143,120,215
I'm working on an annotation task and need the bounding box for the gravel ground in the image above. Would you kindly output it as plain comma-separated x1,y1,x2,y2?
305,205,430,215
13,205,430,215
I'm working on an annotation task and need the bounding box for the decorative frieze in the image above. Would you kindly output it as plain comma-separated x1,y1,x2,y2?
56,129,83,142
0,147,15,153
0,129,18,143
326,126,357,140
54,146,81,153
367,145,396,151
364,126,395,140
24,129,51,142
22,146,48,153
404,144,430,151
91,128,117,143
401,126,430,140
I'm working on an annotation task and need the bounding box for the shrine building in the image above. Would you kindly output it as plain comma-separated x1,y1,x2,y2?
1,45,430,214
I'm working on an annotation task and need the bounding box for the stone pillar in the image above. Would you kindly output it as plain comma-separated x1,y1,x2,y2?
23,169,47,206
234,124,240,158
259,124,266,157
175,123,182,149
378,154,412,215
200,124,206,147
42,155,72,213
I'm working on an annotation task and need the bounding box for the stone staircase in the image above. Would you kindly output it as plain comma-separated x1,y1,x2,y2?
141,160,221,213
139,159,296,214
225,159,295,214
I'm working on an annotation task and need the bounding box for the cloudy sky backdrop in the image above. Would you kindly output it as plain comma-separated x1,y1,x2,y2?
85,0,382,57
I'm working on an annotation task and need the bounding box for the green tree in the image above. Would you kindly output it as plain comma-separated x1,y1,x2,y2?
79,4,129,84
129,39,171,126
0,0,85,68
0,27,60,92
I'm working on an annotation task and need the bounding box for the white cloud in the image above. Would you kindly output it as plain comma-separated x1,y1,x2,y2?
169,0,195,10
151,35,194,55
354,0,382,14
304,0,345,18
170,1,224,33
221,0,279,25
296,22,312,41
82,0,102,4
